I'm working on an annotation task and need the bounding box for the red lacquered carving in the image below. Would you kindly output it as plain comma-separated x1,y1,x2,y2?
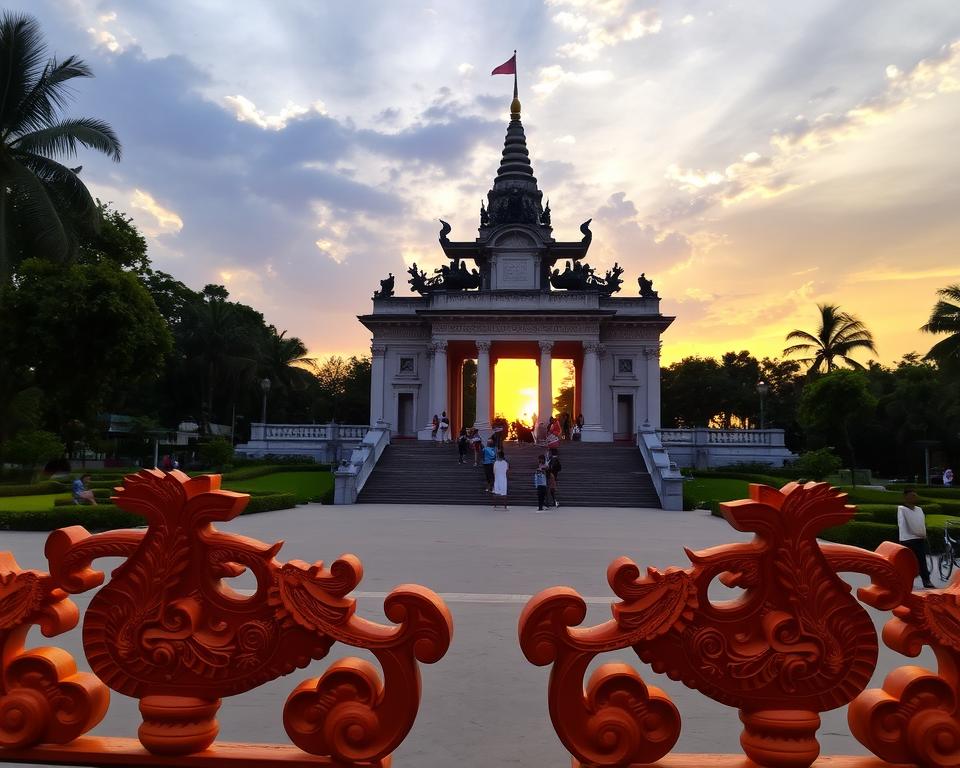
519,482,916,768
0,552,108,749
849,572,960,767
37,469,452,764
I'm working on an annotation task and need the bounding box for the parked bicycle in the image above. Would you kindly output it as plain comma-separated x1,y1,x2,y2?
938,521,960,581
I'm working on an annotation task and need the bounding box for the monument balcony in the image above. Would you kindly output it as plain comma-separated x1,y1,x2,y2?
658,427,797,469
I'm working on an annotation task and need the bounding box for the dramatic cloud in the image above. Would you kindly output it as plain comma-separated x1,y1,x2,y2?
547,0,661,61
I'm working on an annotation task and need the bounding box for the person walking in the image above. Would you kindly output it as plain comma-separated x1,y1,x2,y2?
945,468,955,487
492,450,509,510
546,416,561,450
470,428,483,466
547,447,562,508
534,454,549,511
439,411,450,443
482,438,497,492
457,427,469,464
898,488,936,588
561,412,571,441
431,414,439,442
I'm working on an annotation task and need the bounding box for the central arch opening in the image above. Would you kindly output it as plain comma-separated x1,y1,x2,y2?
494,359,538,425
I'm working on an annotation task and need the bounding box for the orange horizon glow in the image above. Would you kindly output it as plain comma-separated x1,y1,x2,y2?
492,359,574,425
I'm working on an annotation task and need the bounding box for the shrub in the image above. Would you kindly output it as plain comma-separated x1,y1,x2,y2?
0,491,297,531
794,448,842,481
198,439,235,471
0,480,67,497
221,464,329,481
819,521,898,550
5,430,66,481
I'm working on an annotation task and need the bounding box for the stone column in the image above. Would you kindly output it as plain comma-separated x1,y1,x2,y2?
432,339,448,423
643,343,662,429
538,341,553,428
580,341,603,440
420,344,436,437
475,340,492,431
369,342,386,426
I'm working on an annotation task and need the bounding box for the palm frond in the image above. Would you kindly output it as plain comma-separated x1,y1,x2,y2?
784,329,820,345
0,13,47,134
921,299,960,334
12,117,121,161
937,284,960,304
924,334,960,362
16,151,97,222
9,55,93,135
7,157,69,259
783,342,818,356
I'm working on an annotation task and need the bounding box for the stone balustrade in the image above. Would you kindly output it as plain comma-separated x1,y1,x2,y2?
237,422,370,463
658,427,797,469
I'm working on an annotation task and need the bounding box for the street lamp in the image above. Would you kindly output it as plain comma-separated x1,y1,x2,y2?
756,380,770,430
260,378,272,425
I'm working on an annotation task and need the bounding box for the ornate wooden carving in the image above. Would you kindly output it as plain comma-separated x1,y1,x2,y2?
0,469,451,766
0,552,108,749
849,571,960,767
519,482,918,768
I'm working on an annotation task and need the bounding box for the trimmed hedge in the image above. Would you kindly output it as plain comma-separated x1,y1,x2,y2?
0,492,297,531
220,464,331,481
687,470,789,486
0,480,67,497
820,521,899,551
886,484,960,499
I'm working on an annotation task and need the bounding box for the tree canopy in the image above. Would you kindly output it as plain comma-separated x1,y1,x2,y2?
784,303,877,372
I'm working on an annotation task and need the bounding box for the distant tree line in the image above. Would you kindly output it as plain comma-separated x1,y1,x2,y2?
663,301,960,480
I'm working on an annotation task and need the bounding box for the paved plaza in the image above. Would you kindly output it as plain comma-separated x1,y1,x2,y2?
1,502,937,767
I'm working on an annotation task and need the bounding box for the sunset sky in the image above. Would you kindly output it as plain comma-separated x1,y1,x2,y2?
24,1,960,375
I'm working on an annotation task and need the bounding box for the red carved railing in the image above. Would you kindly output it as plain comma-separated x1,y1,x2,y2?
0,469,452,767
519,481,960,768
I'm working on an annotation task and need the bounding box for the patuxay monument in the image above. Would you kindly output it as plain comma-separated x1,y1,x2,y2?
360,89,672,442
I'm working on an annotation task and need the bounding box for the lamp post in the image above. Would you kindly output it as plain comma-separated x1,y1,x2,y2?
260,378,272,427
757,380,770,430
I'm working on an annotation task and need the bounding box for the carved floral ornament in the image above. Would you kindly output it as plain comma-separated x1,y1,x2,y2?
519,481,960,768
0,470,452,767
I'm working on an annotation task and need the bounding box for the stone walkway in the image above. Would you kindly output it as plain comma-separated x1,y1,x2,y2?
0,502,936,767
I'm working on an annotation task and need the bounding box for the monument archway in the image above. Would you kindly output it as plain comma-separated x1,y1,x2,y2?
359,89,672,443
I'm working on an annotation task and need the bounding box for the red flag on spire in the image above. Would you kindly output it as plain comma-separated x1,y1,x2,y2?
491,54,516,76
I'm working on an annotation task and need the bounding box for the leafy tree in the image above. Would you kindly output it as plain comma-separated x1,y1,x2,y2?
798,370,877,476
784,304,877,372
661,356,728,427
921,284,960,365
312,355,371,423
0,13,121,283
198,438,234,471
461,359,476,428
77,201,149,272
2,257,172,429
5,428,64,480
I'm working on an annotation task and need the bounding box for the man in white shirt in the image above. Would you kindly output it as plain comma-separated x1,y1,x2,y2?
897,488,935,589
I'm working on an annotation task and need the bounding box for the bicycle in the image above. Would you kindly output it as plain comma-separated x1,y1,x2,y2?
937,521,960,582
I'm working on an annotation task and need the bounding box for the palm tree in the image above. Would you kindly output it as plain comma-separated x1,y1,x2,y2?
0,12,121,283
784,303,878,372
921,284,960,363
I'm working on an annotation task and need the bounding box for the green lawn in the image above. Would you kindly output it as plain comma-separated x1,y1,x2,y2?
223,471,333,504
683,477,751,508
0,493,69,512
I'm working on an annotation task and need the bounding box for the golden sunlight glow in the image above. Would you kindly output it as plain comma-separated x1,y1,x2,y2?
492,359,575,425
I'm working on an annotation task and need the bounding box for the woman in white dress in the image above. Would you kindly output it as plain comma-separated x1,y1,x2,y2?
492,451,509,510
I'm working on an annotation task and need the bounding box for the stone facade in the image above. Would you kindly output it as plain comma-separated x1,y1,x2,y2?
358,94,673,442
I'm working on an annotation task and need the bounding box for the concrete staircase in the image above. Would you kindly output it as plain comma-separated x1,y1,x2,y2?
357,439,662,508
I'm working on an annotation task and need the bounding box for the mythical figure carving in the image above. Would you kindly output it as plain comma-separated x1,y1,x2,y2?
438,219,451,244
480,201,490,227
372,272,394,299
549,260,622,295
42,470,452,762
408,259,481,295
638,271,658,298
0,552,109,749
541,200,551,226
580,218,592,244
519,482,917,768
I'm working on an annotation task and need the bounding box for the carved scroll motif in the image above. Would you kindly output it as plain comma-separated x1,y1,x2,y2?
0,552,108,749
519,482,917,768
849,573,960,768
32,469,452,764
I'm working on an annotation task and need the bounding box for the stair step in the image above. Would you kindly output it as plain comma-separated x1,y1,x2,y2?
357,440,662,508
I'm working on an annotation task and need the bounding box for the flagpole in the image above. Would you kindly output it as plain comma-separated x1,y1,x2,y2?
513,49,518,100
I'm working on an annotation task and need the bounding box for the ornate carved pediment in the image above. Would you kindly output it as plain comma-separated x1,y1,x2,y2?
493,230,538,249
